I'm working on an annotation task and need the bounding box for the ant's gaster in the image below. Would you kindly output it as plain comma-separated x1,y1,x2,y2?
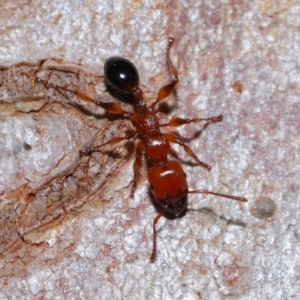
44,38,247,262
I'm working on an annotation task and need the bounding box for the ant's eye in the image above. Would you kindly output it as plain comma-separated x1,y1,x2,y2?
104,57,139,93
184,172,187,178
150,185,154,190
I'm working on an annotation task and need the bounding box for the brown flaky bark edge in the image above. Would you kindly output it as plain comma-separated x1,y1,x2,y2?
0,60,133,276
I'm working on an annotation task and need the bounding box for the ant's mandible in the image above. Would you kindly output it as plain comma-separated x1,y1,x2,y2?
45,38,247,262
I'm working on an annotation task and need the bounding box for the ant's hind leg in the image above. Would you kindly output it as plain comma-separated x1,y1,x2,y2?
44,82,132,117
150,38,179,109
164,133,212,171
130,141,144,198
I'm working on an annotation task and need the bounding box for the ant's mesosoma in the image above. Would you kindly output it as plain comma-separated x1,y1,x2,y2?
42,38,247,262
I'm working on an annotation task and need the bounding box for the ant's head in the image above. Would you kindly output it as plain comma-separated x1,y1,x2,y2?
147,161,188,216
159,194,187,216
104,57,140,95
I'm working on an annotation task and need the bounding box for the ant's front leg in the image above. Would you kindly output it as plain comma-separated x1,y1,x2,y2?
164,133,212,171
160,115,223,169
130,141,144,198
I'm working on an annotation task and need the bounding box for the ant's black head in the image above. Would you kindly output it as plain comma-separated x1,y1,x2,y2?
104,57,139,94
159,194,188,216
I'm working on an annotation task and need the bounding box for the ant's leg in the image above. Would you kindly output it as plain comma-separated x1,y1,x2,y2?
150,208,166,263
150,38,179,109
40,80,132,117
79,132,135,191
130,141,144,198
160,115,223,127
80,131,136,156
164,133,212,171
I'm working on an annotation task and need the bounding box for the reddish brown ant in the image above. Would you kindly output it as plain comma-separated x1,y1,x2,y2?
42,38,247,262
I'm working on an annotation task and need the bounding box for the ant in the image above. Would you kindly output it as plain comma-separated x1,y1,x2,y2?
41,38,247,262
